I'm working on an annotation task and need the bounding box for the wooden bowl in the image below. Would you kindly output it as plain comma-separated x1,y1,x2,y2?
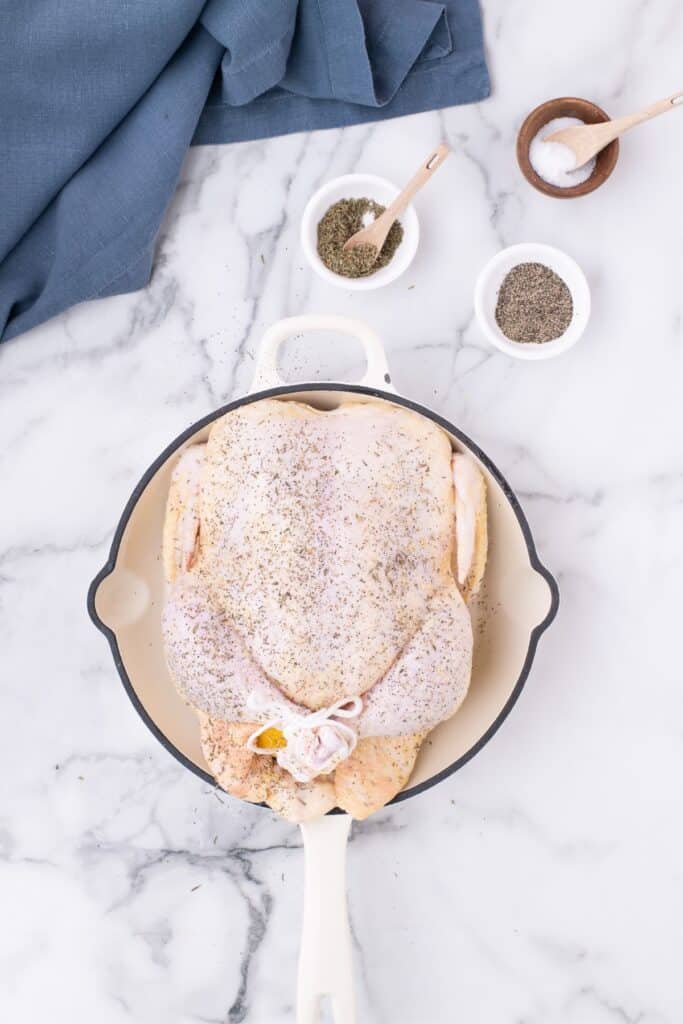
517,97,620,199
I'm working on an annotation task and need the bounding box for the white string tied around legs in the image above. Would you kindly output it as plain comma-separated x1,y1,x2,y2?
245,694,363,783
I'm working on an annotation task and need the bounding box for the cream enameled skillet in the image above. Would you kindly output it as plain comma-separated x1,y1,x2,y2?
88,315,558,1024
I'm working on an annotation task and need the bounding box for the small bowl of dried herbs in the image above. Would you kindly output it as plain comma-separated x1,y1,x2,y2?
474,243,591,360
301,173,419,290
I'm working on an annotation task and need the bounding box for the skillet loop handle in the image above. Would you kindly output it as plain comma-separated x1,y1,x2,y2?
297,814,356,1024
249,315,394,394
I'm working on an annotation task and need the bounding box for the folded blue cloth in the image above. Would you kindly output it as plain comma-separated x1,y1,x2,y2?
0,1,489,343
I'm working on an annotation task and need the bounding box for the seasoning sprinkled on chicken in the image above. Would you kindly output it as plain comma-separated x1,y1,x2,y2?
161,397,487,820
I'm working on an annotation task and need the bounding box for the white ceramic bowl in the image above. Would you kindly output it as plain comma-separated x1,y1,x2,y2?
300,173,419,291
474,242,591,360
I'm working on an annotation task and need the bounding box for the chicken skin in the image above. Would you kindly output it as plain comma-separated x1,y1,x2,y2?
162,398,487,820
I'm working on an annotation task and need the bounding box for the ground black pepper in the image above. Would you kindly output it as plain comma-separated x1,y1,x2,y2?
495,262,573,343
316,197,403,278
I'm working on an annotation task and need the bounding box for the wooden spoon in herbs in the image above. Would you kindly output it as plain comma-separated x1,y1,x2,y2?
341,144,450,268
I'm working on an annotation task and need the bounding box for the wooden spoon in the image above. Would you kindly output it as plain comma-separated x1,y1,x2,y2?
544,91,683,170
342,144,450,256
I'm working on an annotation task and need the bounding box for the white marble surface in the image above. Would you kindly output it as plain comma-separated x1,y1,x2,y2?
2,3,683,1021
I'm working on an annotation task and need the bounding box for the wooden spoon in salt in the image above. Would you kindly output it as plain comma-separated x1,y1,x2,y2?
342,144,450,258
544,91,683,170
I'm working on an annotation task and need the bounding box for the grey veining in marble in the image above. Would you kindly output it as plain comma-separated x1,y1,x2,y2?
1,2,683,1021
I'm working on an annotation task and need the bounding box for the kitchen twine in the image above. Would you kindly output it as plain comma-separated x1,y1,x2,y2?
246,693,363,756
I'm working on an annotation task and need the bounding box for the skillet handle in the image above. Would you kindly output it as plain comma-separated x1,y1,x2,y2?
297,814,356,1024
249,314,395,393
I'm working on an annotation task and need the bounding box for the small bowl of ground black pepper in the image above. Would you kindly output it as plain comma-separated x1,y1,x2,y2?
474,242,591,360
301,173,419,290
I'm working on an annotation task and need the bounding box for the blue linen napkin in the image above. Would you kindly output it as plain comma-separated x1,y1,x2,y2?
0,0,489,343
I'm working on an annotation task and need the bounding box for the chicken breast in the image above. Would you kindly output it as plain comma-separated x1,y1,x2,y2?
199,399,454,710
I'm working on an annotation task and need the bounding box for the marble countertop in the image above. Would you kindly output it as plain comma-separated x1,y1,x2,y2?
2,3,682,1021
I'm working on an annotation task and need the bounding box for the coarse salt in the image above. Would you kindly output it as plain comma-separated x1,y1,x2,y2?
528,116,596,188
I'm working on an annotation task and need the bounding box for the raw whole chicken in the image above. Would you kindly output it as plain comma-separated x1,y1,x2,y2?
162,398,487,820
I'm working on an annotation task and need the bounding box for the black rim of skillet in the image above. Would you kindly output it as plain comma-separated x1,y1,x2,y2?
87,383,560,812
